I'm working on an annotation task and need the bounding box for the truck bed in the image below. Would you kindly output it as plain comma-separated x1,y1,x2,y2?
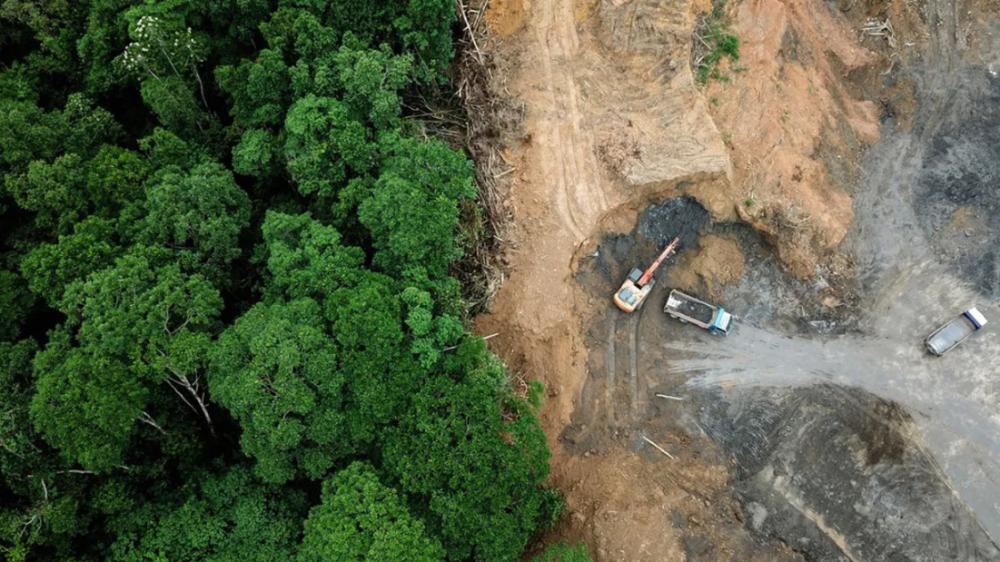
664,291,715,326
926,315,976,355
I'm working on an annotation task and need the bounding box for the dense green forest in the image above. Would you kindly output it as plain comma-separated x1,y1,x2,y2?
0,2,579,560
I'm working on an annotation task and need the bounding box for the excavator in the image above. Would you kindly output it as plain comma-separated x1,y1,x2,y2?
612,237,680,313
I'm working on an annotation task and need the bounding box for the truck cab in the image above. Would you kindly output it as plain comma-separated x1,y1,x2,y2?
708,308,733,335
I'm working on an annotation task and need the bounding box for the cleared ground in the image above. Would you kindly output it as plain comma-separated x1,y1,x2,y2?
477,0,1000,559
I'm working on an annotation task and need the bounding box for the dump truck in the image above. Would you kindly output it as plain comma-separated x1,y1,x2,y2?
612,238,680,313
663,289,734,335
925,307,988,356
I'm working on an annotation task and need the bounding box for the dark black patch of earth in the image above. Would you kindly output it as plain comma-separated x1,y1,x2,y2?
915,71,1000,298
692,384,1000,562
578,196,710,295
580,196,855,336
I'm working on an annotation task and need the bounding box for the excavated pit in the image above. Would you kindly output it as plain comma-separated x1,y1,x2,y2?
571,193,1000,560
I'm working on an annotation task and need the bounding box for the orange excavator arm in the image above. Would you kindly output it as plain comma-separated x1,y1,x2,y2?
637,237,680,286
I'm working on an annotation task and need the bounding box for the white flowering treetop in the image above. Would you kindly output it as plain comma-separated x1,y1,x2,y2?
117,15,211,111
118,15,202,81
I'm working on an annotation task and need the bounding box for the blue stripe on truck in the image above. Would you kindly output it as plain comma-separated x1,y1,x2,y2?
964,311,984,329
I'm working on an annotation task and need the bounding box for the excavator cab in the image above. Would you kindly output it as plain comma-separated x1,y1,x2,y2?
612,238,680,313
613,277,655,312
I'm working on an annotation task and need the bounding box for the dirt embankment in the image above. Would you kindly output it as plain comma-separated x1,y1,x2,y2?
469,0,934,559
700,0,905,277
712,3,876,276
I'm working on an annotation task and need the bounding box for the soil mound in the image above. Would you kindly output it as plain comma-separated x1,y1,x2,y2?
668,234,745,300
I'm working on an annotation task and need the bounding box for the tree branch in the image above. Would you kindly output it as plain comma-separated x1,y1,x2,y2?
189,59,210,110
138,411,167,435
166,376,198,415
167,372,215,437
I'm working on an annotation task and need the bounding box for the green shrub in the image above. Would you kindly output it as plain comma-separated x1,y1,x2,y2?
695,5,741,85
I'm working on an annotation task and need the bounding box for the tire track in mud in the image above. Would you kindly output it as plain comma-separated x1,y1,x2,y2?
601,302,651,428
604,316,617,425
628,311,640,421
603,312,632,427
512,0,1000,557
532,0,609,244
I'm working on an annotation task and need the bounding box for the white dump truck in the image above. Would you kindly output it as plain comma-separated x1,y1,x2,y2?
663,289,734,335
925,307,988,356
